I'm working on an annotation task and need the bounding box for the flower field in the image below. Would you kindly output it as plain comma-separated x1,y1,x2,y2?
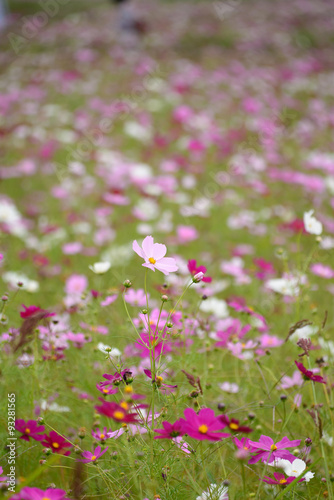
1,0,334,498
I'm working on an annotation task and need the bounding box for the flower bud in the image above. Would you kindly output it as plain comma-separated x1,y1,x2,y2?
141,309,148,315
192,272,204,283
305,437,312,446
123,280,132,288
166,322,173,328
217,403,226,411
78,427,86,439
161,295,168,302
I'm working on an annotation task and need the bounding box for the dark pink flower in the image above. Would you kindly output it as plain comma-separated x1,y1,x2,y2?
187,259,212,283
183,408,230,441
262,472,300,485
248,435,300,464
15,419,45,442
42,431,73,456
219,415,253,434
20,305,55,319
154,420,185,439
9,486,70,500
77,445,108,463
295,361,326,384
95,400,138,423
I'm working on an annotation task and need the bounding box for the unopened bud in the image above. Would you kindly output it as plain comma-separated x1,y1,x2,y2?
192,272,204,283
123,280,132,288
161,295,168,302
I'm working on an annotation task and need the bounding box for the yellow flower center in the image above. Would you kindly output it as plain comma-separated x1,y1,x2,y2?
25,428,30,434
42,497,50,500
271,444,277,451
198,424,208,434
124,386,133,394
229,422,239,430
279,479,287,484
100,434,105,439
156,376,164,383
148,257,156,264
120,401,129,410
113,411,125,420
52,442,60,449
103,389,109,393
243,446,249,450
91,455,96,461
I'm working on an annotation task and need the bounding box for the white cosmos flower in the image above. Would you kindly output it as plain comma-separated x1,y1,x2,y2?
276,458,314,482
2,271,39,292
266,277,300,297
89,262,111,274
97,343,121,358
199,297,229,318
303,210,323,235
196,483,228,500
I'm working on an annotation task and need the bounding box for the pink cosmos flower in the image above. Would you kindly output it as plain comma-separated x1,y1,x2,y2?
20,305,55,319
295,361,326,384
310,263,334,279
77,445,108,463
154,420,186,439
65,274,88,295
92,427,113,442
248,435,300,464
176,225,198,243
279,370,303,389
124,289,147,307
100,295,118,307
42,431,73,456
258,334,284,349
95,400,138,423
182,408,230,441
262,472,301,485
187,259,212,283
234,437,257,453
10,487,71,500
15,419,45,442
133,236,178,275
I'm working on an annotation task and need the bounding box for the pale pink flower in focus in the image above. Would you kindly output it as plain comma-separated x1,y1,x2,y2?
133,236,178,275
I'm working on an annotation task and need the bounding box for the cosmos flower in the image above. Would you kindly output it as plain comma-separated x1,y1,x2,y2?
15,419,45,442
303,210,323,235
9,487,71,500
196,483,229,500
219,415,253,434
20,305,55,319
42,431,73,456
89,262,111,274
132,236,178,275
275,458,314,482
154,420,186,439
77,445,108,463
95,400,138,423
182,408,230,441
187,259,212,283
295,361,326,384
248,435,300,464
262,472,300,485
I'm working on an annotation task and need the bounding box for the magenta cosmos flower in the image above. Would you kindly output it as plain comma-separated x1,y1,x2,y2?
20,305,55,319
262,472,302,485
219,415,253,434
15,419,45,442
133,236,178,275
95,400,139,423
10,486,71,500
248,435,300,464
295,361,326,384
183,408,230,441
187,259,212,283
77,445,108,463
42,431,73,456
154,419,186,439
